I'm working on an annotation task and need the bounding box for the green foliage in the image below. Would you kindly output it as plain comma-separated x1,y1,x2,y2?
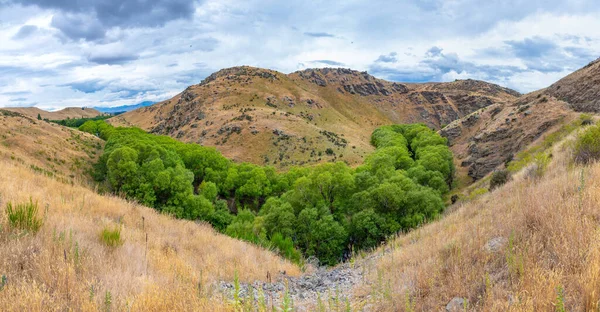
555,285,566,312
100,226,123,247
51,115,112,128
574,123,600,164
6,198,43,233
489,170,510,190
85,121,454,265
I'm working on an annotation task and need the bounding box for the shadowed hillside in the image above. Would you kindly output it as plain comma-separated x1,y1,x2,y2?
110,66,518,169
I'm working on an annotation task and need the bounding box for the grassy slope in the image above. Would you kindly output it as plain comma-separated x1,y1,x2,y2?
0,110,104,183
351,130,600,311
2,107,104,120
0,115,299,311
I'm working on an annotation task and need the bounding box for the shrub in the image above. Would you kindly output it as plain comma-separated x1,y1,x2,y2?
574,124,600,164
579,113,594,126
489,170,510,190
100,226,123,247
5,198,43,233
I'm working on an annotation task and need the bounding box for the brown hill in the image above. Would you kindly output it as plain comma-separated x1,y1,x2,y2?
2,106,103,120
110,66,518,168
441,94,577,180
545,57,600,112
0,109,104,183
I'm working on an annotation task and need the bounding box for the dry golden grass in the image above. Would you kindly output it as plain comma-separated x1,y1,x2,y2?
353,133,600,311
0,112,103,183
0,159,299,311
2,107,103,120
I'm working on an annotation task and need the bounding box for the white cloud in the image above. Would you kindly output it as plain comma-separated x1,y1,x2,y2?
0,0,599,109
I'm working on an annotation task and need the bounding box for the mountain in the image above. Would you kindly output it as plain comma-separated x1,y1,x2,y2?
94,101,155,114
1,106,103,120
109,66,519,168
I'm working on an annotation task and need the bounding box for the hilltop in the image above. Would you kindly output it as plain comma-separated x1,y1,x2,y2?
1,107,103,120
109,66,518,168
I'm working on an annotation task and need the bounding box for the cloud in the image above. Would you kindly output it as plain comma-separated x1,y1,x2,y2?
376,52,398,63
14,0,196,41
61,79,107,93
426,46,443,58
311,60,345,66
2,0,600,108
51,13,106,41
504,36,558,59
86,43,139,64
88,53,139,65
304,32,335,38
9,97,28,101
12,24,37,39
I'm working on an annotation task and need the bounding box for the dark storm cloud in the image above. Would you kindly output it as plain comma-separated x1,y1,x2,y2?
13,0,196,40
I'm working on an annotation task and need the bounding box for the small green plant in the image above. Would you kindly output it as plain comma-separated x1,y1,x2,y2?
0,275,7,291
525,153,551,180
574,124,600,164
489,169,510,190
281,280,293,312
233,269,241,309
6,198,43,233
104,290,112,312
468,187,488,200
89,284,95,301
100,226,123,247
405,290,416,312
556,285,566,312
257,286,267,312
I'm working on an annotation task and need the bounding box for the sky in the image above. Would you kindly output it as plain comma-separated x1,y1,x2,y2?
0,0,599,110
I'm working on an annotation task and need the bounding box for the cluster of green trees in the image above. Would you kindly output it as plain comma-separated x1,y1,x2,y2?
80,121,454,265
50,115,112,128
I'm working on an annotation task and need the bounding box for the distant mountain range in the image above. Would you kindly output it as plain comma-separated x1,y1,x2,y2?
94,101,154,114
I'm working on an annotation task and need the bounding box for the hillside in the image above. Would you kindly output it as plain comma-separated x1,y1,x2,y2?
440,58,600,181
545,57,600,112
110,66,518,168
0,110,104,183
0,113,299,311
441,93,577,180
2,107,103,120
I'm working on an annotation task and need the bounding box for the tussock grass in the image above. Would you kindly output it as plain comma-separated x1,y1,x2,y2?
5,198,43,233
100,226,122,247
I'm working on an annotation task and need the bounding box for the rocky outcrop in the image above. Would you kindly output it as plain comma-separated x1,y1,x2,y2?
545,57,600,112
440,125,462,146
